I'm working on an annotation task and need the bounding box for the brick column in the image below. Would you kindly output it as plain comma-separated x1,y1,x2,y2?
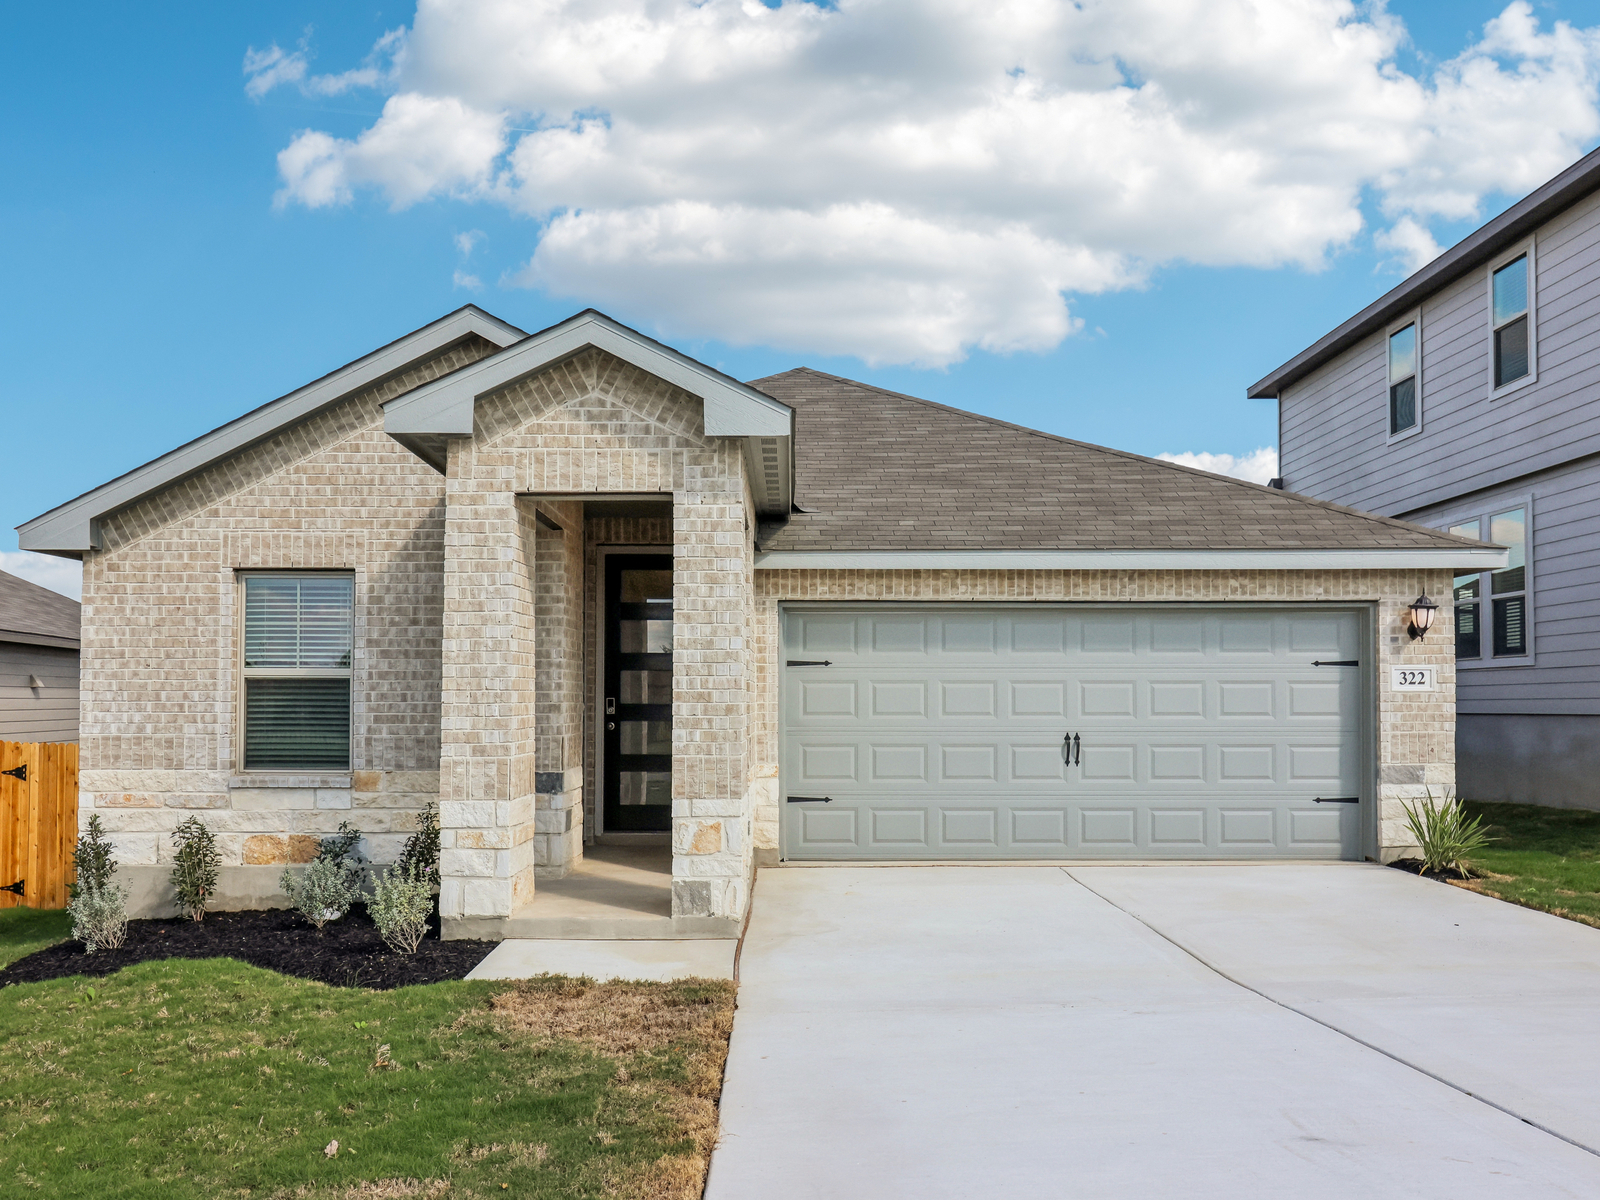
438,448,538,931
671,452,756,927
533,499,585,877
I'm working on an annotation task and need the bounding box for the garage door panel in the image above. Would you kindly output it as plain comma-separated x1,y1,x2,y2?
783,607,1363,861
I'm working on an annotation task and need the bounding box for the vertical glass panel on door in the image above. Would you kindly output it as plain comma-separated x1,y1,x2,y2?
621,670,671,704
1490,508,1526,594
619,771,672,807
620,720,672,755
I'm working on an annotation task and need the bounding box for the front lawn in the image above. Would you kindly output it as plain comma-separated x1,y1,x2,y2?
1458,801,1600,928
0,906,72,969
0,926,734,1199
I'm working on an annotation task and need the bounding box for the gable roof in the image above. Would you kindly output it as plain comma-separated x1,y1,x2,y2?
0,569,80,650
1248,144,1600,399
381,309,794,515
17,306,526,556
749,369,1503,571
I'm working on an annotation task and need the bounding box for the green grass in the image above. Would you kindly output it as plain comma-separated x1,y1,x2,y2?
0,906,73,969
0,956,733,1199
1460,801,1600,928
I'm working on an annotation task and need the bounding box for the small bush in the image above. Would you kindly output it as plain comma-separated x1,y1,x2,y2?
1403,788,1494,879
370,863,434,954
170,816,220,921
395,802,440,886
71,814,117,898
280,856,363,931
317,820,364,865
67,883,128,952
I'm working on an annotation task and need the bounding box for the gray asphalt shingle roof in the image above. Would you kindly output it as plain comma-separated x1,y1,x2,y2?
0,569,80,648
748,368,1484,554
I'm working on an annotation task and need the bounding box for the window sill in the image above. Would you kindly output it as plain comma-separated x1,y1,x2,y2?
230,774,354,789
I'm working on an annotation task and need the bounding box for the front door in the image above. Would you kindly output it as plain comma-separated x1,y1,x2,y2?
603,554,674,832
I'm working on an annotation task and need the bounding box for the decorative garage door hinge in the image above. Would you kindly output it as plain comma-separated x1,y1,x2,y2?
786,795,834,803
1311,660,1359,667
1313,797,1360,804
786,660,833,667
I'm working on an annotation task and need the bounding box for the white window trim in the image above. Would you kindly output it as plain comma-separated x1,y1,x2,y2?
1487,238,1538,400
235,570,357,773
1386,308,1423,444
1440,494,1535,669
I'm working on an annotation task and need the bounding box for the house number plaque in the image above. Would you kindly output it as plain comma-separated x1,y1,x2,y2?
1391,666,1436,692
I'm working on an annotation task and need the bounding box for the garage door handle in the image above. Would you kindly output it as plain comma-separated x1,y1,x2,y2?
1061,733,1080,766
1313,796,1360,804
787,660,833,667
786,795,833,803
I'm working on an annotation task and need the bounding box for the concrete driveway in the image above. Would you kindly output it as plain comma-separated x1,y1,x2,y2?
706,864,1600,1199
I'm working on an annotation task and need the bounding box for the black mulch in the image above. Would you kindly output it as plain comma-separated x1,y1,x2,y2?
0,907,497,991
1388,858,1479,884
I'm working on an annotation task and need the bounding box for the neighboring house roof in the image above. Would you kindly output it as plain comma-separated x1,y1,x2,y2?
1248,144,1600,400
17,306,528,556
0,569,80,651
382,309,794,517
748,369,1503,571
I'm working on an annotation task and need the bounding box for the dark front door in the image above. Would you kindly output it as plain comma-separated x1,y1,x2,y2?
604,554,674,832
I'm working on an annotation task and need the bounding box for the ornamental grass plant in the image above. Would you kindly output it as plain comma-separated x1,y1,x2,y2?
1403,789,1494,879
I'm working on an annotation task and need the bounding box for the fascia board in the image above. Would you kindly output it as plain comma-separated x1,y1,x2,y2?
383,311,793,439
754,548,1509,571
18,307,526,555
0,630,81,651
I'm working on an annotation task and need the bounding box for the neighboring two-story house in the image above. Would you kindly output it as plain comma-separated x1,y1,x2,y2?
1255,145,1600,809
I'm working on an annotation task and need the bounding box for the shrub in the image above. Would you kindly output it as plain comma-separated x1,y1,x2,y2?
170,815,220,921
1402,789,1493,879
369,862,434,953
71,813,117,898
67,815,129,953
67,885,129,953
317,820,364,866
280,856,363,931
395,802,440,887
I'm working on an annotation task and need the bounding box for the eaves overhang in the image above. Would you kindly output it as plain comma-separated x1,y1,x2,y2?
382,309,795,516
754,547,1508,571
1248,143,1600,400
17,306,527,557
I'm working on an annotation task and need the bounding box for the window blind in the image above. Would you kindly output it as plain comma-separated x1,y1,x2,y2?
242,574,353,771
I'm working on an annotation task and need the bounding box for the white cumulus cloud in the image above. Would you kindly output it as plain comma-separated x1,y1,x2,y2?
1157,447,1280,487
262,0,1600,366
0,551,83,601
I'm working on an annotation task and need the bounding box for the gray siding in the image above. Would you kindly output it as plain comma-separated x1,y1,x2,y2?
0,642,79,742
1280,185,1600,517
1400,456,1600,716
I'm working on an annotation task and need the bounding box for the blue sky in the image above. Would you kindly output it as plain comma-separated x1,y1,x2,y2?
5,0,1600,597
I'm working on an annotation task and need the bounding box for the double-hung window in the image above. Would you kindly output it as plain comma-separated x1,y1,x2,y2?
241,574,354,771
1388,320,1418,436
1491,250,1533,390
1448,506,1530,663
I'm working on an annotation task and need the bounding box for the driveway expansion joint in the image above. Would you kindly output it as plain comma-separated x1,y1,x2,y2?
1060,866,1600,1162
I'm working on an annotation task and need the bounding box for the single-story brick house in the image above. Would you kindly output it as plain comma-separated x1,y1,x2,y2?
19,307,1503,937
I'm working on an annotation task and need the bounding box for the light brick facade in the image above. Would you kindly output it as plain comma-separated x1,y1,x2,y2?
74,333,1454,929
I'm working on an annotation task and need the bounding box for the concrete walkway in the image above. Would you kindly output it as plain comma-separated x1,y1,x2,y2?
706,865,1600,1199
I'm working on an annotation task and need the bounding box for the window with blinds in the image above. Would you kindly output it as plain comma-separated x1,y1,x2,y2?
241,574,353,771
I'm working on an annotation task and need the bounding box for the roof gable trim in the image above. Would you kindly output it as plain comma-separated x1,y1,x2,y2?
18,306,527,556
382,309,792,440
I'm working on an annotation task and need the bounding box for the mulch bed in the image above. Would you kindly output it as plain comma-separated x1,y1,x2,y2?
1388,858,1480,885
0,907,497,991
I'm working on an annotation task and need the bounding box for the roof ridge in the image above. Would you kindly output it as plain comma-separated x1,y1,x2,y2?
764,368,1489,550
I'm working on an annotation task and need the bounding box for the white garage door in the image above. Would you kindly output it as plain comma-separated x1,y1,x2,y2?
781,606,1365,860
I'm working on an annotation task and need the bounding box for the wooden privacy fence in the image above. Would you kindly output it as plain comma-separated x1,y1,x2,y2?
0,741,79,910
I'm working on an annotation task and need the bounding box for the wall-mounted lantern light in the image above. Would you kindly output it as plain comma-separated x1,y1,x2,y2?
1407,594,1439,640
